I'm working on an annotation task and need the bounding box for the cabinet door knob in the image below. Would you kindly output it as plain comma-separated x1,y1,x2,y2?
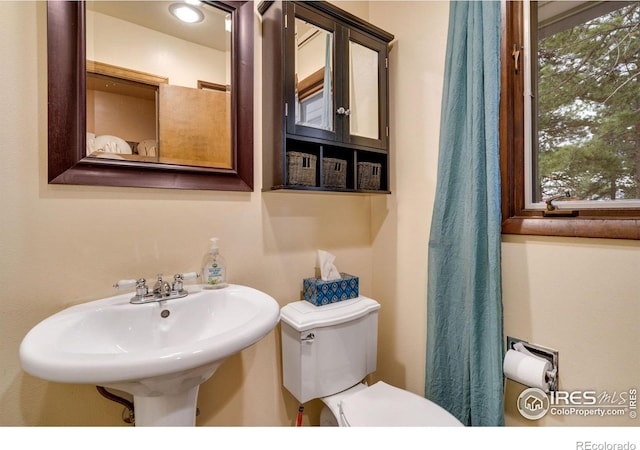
336,107,351,116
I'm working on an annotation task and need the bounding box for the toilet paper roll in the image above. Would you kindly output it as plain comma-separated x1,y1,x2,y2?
503,349,551,393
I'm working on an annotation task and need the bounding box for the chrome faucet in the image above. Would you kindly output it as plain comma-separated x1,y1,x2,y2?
152,274,172,297
114,272,199,304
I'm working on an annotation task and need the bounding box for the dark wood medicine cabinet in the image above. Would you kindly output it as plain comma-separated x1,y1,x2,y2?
259,1,394,193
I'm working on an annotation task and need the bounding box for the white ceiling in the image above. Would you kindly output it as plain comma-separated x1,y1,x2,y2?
86,1,230,52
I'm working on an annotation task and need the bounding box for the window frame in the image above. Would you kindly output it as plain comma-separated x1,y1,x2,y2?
500,0,640,240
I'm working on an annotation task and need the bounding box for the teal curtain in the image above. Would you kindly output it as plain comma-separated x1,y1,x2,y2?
425,0,504,426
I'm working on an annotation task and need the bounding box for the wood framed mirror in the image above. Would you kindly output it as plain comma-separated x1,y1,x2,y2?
47,0,253,191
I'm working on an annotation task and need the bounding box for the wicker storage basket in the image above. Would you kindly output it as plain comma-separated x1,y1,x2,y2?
287,151,317,186
323,157,347,189
357,162,382,190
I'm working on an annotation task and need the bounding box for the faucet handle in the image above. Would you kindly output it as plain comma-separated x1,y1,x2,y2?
178,272,199,281
113,279,138,290
172,272,199,293
114,278,149,298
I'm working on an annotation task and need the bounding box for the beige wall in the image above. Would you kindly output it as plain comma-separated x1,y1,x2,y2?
1,0,638,428
502,236,640,426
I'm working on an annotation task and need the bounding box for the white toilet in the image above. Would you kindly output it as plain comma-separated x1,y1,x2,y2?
280,296,463,426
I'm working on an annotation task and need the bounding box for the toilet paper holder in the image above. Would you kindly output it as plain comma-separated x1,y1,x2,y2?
506,336,559,392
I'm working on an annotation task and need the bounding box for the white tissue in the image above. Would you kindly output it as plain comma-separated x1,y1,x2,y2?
317,249,342,281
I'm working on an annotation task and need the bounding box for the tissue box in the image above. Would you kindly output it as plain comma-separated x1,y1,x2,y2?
303,273,359,306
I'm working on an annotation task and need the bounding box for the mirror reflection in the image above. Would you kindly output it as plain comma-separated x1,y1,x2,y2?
85,1,232,168
349,40,379,140
294,18,333,131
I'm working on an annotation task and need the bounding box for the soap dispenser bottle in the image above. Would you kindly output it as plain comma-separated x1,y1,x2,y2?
202,237,227,289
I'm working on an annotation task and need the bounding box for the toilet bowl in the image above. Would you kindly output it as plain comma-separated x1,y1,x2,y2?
280,296,464,427
320,381,463,427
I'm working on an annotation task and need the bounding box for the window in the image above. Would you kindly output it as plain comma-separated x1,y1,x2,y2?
501,0,640,239
299,90,325,127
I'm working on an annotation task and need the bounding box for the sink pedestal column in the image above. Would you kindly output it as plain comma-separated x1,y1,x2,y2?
134,386,200,426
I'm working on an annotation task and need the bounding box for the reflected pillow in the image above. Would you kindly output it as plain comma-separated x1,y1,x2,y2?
137,139,157,157
94,135,132,154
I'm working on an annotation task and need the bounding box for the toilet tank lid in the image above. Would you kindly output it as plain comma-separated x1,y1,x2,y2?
280,296,380,332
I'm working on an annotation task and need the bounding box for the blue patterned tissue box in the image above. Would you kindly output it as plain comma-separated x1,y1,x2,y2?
303,273,359,306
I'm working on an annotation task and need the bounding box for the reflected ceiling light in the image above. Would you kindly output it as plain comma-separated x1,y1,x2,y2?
169,3,204,24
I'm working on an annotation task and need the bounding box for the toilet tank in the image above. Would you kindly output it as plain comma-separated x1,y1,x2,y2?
280,296,380,404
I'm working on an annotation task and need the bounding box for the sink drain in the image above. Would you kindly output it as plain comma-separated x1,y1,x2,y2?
160,309,170,318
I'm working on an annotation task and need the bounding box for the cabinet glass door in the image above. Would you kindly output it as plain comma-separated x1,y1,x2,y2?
345,29,388,151
286,4,338,142
349,40,378,140
295,17,333,132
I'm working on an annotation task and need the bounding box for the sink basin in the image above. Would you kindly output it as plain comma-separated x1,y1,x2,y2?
20,284,280,426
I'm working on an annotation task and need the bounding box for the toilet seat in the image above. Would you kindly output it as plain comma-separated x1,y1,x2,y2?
327,382,463,427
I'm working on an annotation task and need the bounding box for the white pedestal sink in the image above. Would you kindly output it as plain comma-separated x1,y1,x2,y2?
19,284,280,426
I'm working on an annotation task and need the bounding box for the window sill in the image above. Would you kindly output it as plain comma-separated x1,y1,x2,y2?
502,216,640,240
